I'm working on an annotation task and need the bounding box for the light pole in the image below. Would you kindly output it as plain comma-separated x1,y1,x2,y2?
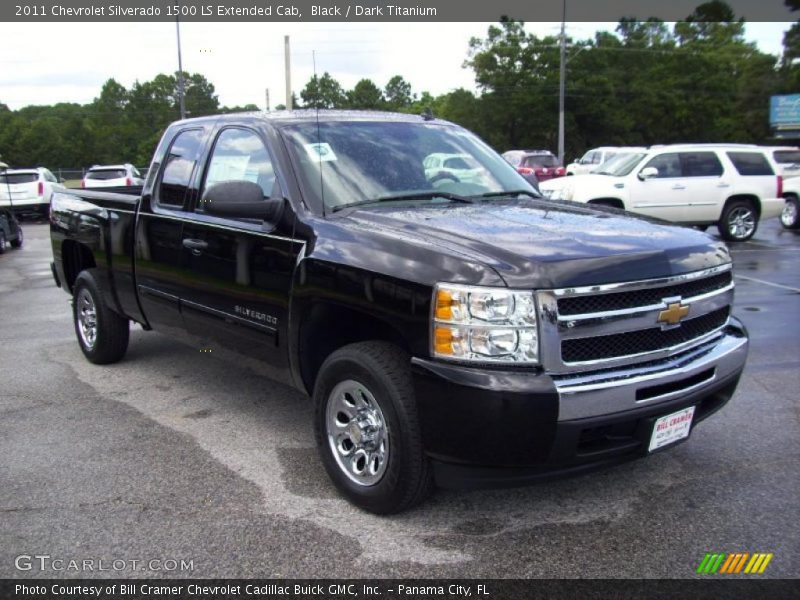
557,0,566,166
175,9,187,120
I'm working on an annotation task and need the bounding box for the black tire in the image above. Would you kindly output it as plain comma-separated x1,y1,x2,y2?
718,198,758,242
693,224,709,232
72,270,130,364
780,195,800,230
10,226,23,248
0,231,6,254
589,199,622,210
313,341,433,514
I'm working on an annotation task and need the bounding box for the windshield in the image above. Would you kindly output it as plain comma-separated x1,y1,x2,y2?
523,155,558,168
281,120,536,212
594,152,647,176
0,173,38,184
87,169,127,180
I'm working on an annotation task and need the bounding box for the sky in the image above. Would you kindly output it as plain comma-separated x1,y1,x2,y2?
0,21,792,111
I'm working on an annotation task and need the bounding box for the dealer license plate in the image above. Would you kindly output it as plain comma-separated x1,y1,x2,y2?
648,406,695,452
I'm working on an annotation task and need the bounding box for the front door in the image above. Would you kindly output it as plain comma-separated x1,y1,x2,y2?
176,126,302,372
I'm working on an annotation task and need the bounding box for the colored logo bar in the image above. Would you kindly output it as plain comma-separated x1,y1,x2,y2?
696,552,773,574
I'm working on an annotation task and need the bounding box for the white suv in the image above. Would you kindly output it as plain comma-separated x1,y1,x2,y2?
540,144,785,242
761,146,800,179
0,167,65,217
82,164,144,188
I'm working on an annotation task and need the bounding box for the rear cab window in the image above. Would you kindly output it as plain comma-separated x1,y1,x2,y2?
87,169,127,180
523,155,558,168
773,150,800,165
726,152,774,176
0,173,38,184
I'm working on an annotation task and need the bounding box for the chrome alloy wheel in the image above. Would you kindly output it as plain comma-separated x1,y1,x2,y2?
727,206,756,240
326,379,389,486
76,288,98,349
781,200,798,228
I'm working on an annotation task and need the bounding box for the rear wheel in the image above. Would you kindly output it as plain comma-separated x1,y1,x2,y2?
313,341,433,514
10,226,23,248
73,270,130,364
718,199,758,242
780,195,800,229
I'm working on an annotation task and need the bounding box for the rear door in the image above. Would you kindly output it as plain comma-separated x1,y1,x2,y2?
678,151,728,222
176,125,302,371
135,127,209,332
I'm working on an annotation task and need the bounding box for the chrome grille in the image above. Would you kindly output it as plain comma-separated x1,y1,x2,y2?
557,271,732,316
536,264,734,374
561,307,730,363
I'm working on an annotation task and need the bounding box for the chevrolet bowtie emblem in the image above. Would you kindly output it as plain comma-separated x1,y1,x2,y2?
658,302,690,326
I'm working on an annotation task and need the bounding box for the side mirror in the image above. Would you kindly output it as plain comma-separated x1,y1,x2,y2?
638,167,659,181
201,180,283,221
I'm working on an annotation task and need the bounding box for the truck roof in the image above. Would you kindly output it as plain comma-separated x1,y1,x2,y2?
172,109,453,128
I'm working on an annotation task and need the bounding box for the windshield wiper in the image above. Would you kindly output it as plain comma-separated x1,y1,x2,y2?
477,190,542,199
331,191,474,213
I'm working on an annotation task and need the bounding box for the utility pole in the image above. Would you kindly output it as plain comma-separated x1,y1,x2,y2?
284,35,292,110
176,11,187,120
265,88,270,112
557,0,566,165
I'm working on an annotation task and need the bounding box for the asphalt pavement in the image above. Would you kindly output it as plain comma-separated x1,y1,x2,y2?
1,220,798,579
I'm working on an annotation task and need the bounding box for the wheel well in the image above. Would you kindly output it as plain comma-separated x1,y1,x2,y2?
588,198,625,210
297,303,411,395
723,194,761,219
783,192,798,201
61,240,96,293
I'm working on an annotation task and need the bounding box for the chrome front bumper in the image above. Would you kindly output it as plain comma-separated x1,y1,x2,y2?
553,320,748,421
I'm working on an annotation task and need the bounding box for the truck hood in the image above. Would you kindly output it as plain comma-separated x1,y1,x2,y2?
339,199,730,289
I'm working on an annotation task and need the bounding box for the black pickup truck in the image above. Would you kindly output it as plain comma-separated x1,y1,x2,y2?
50,111,749,514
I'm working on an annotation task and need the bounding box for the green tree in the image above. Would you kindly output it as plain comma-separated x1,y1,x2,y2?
347,78,384,109
384,76,414,110
300,72,346,108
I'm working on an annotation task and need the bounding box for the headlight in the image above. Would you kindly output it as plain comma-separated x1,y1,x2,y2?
432,283,539,364
552,184,574,201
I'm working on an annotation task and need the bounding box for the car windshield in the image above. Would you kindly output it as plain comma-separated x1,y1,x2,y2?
87,169,127,180
281,120,536,212
0,173,38,184
594,152,647,176
523,155,558,168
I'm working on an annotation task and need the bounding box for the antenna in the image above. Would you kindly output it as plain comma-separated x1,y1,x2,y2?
313,50,326,218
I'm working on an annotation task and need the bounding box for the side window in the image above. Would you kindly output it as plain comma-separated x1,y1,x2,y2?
201,128,276,210
726,152,774,176
642,153,682,178
583,151,598,165
680,152,724,177
132,167,142,178
158,129,204,207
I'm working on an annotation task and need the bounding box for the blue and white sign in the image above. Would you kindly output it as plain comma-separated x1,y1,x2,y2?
770,94,800,127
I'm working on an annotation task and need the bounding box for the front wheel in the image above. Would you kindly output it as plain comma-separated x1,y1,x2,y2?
73,270,130,364
781,196,800,229
718,199,758,242
313,342,432,514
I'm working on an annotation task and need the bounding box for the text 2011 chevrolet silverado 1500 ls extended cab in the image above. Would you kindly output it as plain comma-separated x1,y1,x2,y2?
50,111,749,514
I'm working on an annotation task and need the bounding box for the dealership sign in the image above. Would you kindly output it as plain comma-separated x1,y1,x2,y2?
770,94,800,128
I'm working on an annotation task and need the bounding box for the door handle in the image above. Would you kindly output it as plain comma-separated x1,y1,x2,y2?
182,238,208,255
716,183,731,188
672,185,686,190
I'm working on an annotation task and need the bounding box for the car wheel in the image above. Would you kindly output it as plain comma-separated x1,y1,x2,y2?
718,199,758,242
0,231,6,254
780,195,800,230
429,173,459,184
10,226,23,248
73,269,130,364
313,341,433,514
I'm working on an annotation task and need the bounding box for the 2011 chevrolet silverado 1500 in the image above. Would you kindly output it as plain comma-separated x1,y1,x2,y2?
50,111,749,514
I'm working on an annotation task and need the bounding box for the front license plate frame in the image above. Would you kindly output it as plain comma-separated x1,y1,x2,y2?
649,406,695,452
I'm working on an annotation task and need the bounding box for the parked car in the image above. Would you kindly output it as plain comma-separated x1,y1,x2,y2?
0,208,23,253
82,164,144,188
0,167,64,218
762,146,800,179
780,175,800,229
502,149,564,182
566,146,645,176
51,111,747,513
541,144,785,241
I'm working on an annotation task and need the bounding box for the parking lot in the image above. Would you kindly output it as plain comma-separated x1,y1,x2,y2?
1,220,798,579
